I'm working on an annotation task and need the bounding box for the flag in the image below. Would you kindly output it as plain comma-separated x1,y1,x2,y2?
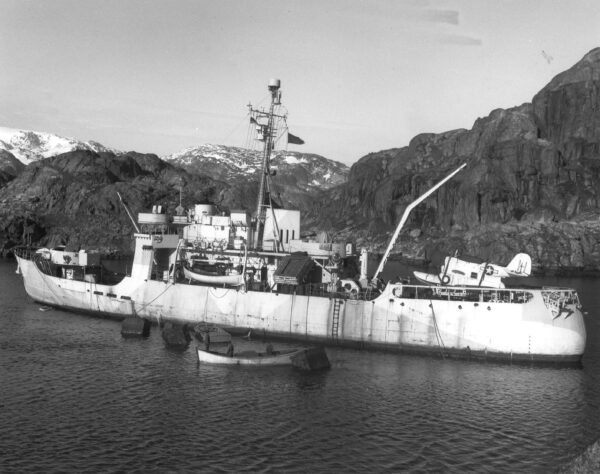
250,116,258,124
287,132,304,145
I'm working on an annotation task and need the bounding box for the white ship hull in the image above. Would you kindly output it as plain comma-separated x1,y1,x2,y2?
16,256,586,363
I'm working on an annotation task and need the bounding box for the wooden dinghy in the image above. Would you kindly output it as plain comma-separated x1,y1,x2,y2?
183,264,244,286
196,346,330,370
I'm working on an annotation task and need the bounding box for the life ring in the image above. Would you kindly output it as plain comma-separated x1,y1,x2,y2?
441,275,450,285
340,279,360,293
485,266,494,276
392,286,403,298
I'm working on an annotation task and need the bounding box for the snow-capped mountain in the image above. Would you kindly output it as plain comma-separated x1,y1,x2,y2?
163,144,348,191
0,127,119,165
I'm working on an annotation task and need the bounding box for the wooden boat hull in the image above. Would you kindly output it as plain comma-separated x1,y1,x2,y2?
413,271,442,286
183,265,243,286
197,347,306,366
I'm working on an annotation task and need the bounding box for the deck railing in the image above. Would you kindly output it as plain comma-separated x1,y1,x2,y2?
541,287,581,314
391,284,536,304
12,246,39,260
243,281,556,305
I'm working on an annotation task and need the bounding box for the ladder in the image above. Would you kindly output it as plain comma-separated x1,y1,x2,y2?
331,298,342,340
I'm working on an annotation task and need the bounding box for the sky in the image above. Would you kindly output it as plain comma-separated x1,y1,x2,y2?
2,0,600,166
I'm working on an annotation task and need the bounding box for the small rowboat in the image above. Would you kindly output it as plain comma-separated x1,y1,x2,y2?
196,346,330,370
197,347,305,366
183,265,244,286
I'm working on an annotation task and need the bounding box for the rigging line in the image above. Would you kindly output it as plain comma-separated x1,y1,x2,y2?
208,287,234,298
267,183,283,252
135,282,175,311
429,300,447,359
253,93,271,109
245,96,271,150
345,298,363,305
244,114,255,150
275,126,288,146
220,112,251,145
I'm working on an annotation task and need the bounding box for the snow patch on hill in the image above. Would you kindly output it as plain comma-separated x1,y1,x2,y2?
163,144,349,190
0,127,119,165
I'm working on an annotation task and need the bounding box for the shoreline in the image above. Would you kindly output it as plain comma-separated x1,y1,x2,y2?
559,438,600,473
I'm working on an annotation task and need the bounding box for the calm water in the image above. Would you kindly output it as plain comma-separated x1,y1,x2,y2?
1,260,599,473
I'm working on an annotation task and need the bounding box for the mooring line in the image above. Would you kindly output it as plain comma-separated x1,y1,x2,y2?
430,300,447,359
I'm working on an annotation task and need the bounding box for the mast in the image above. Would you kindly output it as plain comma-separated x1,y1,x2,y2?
372,163,466,283
250,79,283,250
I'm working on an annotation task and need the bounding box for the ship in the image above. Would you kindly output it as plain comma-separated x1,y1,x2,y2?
14,79,587,364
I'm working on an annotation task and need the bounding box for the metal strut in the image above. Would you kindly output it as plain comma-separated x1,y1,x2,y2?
372,163,466,283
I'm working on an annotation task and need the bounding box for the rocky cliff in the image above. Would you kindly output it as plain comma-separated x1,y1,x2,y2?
309,48,600,273
0,150,24,187
0,150,227,252
0,138,349,254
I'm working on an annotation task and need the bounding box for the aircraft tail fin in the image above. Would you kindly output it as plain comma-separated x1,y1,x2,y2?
505,253,532,277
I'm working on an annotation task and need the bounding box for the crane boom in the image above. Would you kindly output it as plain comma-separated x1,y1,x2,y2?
372,163,467,282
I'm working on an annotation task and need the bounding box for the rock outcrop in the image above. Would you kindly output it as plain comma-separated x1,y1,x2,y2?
309,48,600,273
0,149,24,187
559,438,600,473
0,150,227,253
